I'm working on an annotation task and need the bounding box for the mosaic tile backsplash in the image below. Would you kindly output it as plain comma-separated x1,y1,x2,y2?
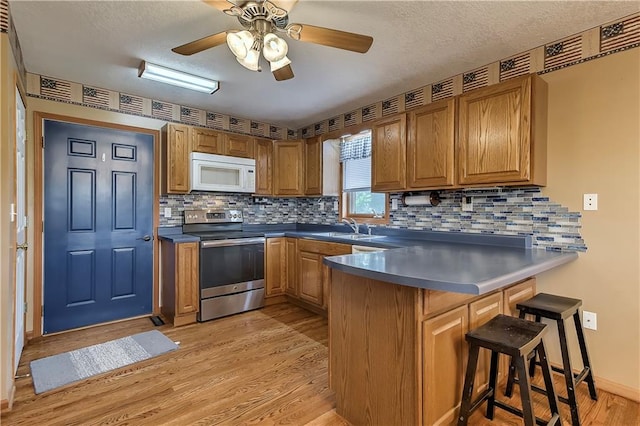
160,187,586,252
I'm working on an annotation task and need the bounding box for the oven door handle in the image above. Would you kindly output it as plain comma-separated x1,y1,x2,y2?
200,237,265,248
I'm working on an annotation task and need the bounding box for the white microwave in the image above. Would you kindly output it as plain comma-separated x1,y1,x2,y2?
190,152,256,193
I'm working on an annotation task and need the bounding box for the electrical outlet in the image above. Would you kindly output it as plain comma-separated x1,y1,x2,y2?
583,310,597,330
163,207,172,218
333,200,339,211
462,196,473,212
319,201,325,210
583,194,598,211
391,199,399,210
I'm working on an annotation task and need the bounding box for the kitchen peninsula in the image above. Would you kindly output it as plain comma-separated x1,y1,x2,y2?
323,235,576,425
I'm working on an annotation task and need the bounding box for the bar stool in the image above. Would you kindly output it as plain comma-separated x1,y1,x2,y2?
458,314,561,426
505,293,598,426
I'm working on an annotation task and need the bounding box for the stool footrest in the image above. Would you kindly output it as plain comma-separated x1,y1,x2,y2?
492,400,558,426
468,388,494,414
510,375,572,405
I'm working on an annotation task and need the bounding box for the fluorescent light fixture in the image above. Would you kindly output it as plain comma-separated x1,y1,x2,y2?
138,61,219,94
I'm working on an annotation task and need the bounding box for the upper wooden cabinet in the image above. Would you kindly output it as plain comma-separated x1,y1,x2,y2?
371,113,407,192
192,127,255,159
192,127,225,155
255,138,273,195
407,99,456,189
225,133,255,158
274,140,305,196
304,137,323,196
161,123,191,194
457,74,548,186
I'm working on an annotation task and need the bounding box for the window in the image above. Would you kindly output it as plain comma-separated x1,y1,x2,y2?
340,131,388,223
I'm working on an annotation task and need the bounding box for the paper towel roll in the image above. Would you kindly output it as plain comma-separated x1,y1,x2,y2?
403,195,432,206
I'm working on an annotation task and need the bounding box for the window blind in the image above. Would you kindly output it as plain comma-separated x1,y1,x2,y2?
343,157,371,192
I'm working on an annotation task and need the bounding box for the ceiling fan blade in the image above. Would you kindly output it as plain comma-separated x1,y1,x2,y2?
201,0,235,12
272,0,298,14
172,31,228,56
294,24,373,53
273,64,294,81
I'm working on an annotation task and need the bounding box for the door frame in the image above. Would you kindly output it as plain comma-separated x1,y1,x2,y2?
33,112,161,338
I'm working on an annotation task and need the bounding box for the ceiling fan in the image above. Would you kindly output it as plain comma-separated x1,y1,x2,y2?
172,0,374,81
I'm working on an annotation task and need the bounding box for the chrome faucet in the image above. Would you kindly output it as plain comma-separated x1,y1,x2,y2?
341,218,359,234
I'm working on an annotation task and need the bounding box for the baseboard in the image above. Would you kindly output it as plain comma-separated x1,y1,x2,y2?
285,296,327,317
264,295,287,306
595,376,640,402
0,384,16,413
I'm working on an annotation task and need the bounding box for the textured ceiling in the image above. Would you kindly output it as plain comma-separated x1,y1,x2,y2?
9,1,639,128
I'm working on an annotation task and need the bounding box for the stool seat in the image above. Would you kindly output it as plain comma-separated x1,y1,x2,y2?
516,293,582,320
506,293,598,426
458,314,561,426
466,314,548,357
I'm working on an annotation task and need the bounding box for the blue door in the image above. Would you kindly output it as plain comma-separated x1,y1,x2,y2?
43,120,154,334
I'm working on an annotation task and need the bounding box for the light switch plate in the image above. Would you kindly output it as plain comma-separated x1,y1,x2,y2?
391,199,399,210
462,196,473,212
164,207,172,218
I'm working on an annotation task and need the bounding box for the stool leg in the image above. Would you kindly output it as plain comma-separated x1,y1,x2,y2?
573,311,598,401
505,357,516,398
558,318,581,426
537,341,561,424
515,354,536,426
505,310,528,398
485,351,500,420
458,344,480,426
529,314,542,377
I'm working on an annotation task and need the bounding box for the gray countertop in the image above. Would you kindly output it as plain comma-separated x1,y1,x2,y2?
323,243,577,295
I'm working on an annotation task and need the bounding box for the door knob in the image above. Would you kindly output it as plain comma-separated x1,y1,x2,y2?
137,235,153,242
16,243,28,251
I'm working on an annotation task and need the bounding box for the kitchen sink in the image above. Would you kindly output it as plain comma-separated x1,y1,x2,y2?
311,232,386,240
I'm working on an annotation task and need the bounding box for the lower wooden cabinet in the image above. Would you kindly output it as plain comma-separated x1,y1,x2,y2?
285,238,297,296
161,240,199,326
422,279,534,425
423,305,469,426
265,238,286,297
295,239,352,312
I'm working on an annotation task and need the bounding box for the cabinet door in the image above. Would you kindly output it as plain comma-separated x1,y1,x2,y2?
408,99,455,189
163,124,191,194
265,238,285,297
458,75,533,185
503,278,536,317
285,238,298,296
176,242,199,315
304,137,322,195
423,305,468,426
255,138,273,195
192,127,225,154
372,114,407,191
298,250,324,307
469,292,503,399
274,140,304,196
226,133,255,158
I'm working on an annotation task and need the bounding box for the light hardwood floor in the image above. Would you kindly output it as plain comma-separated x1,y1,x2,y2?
2,303,638,425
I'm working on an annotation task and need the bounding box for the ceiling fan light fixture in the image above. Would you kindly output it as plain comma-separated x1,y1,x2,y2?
138,61,219,94
226,30,254,59
262,33,288,62
237,48,261,71
269,55,291,72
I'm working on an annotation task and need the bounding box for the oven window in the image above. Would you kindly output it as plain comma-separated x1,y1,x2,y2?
200,243,264,289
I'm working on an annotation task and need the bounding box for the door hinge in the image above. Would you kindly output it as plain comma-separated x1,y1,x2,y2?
41,136,45,148
24,302,28,313
41,305,44,316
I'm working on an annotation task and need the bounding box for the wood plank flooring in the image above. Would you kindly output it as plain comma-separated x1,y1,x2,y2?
2,303,638,425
